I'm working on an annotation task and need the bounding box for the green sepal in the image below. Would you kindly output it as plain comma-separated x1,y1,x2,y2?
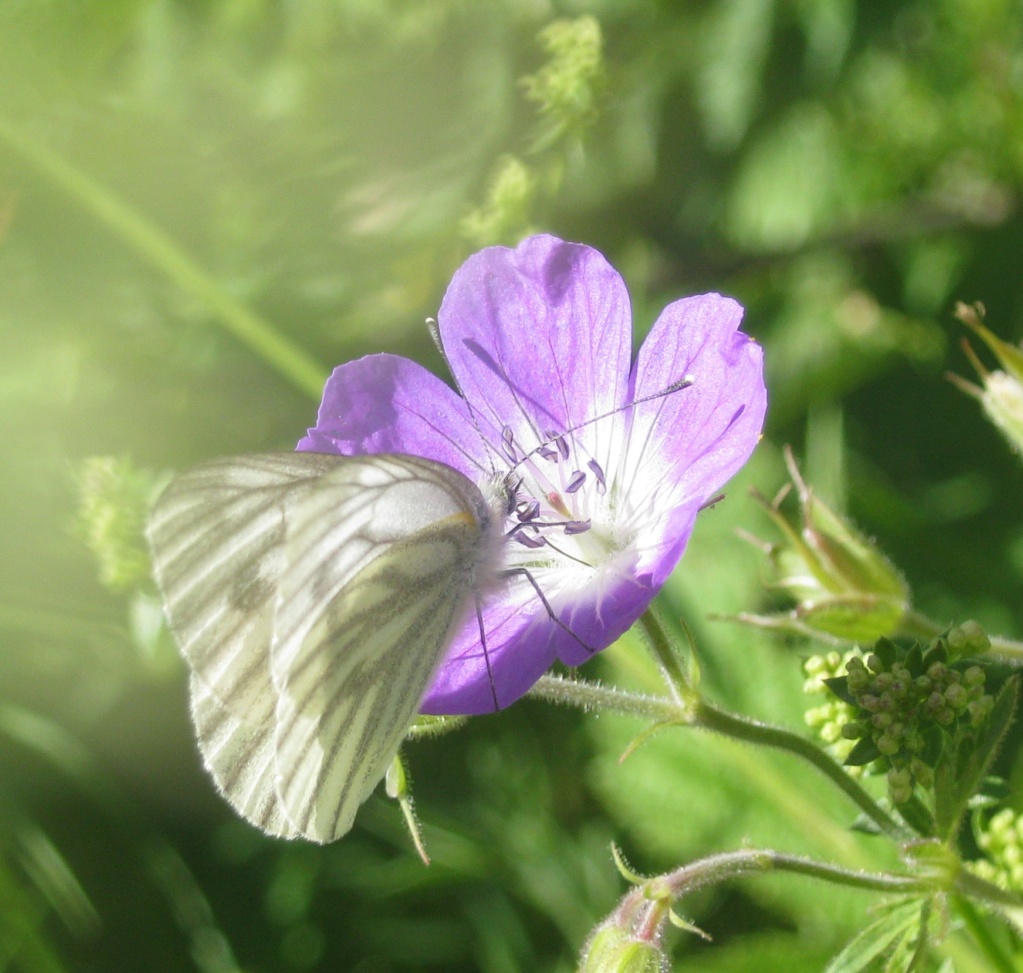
921,641,948,670
824,676,857,706
903,643,924,678
846,736,881,767
919,725,945,768
934,675,1019,841
873,637,898,669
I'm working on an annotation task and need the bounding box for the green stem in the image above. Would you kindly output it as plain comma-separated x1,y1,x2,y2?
952,895,1018,973
954,867,1023,913
647,848,930,901
988,635,1023,661
899,609,1023,661
634,609,906,840
0,112,326,400
634,607,698,707
898,609,943,641
528,673,683,722
694,701,906,840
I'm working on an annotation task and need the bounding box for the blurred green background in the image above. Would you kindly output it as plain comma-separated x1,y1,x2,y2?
1,1,1022,970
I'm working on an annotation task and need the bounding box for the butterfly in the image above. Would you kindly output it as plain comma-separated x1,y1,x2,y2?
147,451,507,842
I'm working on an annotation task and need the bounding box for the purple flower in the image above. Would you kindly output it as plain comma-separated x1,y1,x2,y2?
298,235,766,715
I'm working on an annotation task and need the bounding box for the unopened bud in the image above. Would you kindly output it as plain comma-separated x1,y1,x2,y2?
951,304,1023,458
739,449,909,642
579,925,666,973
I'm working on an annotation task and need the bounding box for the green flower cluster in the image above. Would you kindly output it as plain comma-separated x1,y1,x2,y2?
803,651,860,770
825,635,994,804
76,456,160,593
972,808,1023,891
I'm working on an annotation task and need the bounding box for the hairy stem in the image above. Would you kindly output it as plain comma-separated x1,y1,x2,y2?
644,848,930,902
634,610,906,839
900,609,1023,660
693,701,906,840
527,674,683,722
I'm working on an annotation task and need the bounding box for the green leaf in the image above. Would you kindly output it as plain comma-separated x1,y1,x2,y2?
825,676,857,706
846,737,882,767
823,899,923,973
935,676,1019,841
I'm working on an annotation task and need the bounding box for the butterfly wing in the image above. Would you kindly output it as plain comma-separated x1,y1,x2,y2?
269,455,486,842
148,452,343,836
188,670,298,836
148,452,488,842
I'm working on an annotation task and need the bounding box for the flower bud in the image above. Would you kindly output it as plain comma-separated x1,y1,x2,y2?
950,302,1023,457
739,449,909,642
579,924,666,973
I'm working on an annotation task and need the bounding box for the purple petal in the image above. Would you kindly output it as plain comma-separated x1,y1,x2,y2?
296,353,489,479
420,560,659,714
436,235,633,461
621,294,766,583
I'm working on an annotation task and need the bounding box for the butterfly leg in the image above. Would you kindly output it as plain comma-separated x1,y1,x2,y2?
499,567,598,655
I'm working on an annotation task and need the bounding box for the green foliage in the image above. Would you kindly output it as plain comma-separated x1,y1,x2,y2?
1,0,1022,970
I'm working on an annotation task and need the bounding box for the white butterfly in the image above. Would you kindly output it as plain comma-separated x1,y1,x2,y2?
147,451,506,842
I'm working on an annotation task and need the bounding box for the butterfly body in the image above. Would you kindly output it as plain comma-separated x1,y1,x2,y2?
148,451,505,842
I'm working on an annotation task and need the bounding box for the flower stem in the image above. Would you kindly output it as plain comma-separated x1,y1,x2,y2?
899,609,1023,660
988,635,1023,661
0,112,326,400
647,848,930,901
952,895,1019,973
528,674,683,721
693,700,906,840
898,609,944,641
954,867,1023,913
633,609,906,839
634,607,698,707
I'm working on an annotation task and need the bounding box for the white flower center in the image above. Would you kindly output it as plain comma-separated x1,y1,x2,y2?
494,423,634,581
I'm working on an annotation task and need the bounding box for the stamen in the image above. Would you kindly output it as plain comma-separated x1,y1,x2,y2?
537,444,560,461
517,499,541,522
587,459,606,495
515,531,547,549
564,519,591,535
699,492,726,512
565,470,586,494
555,435,570,461
501,425,518,462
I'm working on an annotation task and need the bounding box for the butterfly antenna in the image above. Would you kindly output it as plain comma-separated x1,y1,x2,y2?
507,374,694,477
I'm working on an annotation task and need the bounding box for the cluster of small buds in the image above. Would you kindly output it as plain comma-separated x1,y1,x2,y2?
825,632,994,804
971,808,1023,891
803,652,861,771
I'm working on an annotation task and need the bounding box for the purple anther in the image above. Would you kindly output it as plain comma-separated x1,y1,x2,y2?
565,470,586,493
587,459,606,495
515,531,547,549
517,499,541,522
555,435,570,461
564,519,591,535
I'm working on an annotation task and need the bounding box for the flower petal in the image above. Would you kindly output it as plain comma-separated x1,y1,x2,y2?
437,235,632,463
621,294,766,584
296,353,489,479
421,554,659,714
